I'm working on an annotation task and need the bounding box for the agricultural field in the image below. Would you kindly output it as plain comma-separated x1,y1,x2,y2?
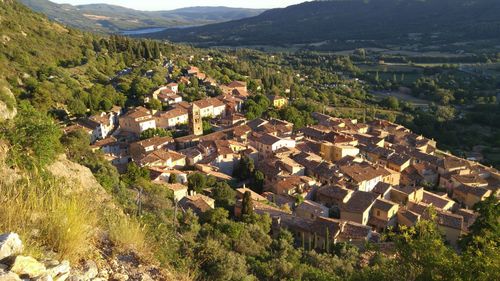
357,63,424,84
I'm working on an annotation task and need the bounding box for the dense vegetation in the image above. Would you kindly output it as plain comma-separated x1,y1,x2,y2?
0,1,499,280
20,0,265,33
152,0,500,52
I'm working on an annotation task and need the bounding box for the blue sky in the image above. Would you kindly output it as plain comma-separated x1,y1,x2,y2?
51,0,307,10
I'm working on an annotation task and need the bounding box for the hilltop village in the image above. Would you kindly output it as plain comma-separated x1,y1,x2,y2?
65,60,499,249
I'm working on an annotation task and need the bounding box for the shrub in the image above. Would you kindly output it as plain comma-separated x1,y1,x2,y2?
3,102,62,168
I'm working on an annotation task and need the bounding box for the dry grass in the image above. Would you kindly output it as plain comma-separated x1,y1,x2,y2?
0,165,97,262
106,213,147,253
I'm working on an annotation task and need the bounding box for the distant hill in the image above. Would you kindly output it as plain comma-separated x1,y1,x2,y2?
150,0,500,51
19,0,265,33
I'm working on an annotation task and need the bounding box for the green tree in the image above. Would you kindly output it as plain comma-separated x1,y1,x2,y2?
5,102,63,168
252,170,265,193
241,191,254,217
212,182,236,209
383,212,461,281
458,196,500,281
140,128,172,140
188,172,207,193
123,162,149,186
234,156,255,180
68,98,87,116
147,99,162,111
168,173,178,184
383,96,399,110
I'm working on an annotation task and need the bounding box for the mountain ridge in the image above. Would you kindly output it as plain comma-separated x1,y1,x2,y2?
148,0,500,51
19,0,266,33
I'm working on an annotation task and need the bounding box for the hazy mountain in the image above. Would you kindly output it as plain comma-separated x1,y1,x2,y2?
19,0,265,33
149,0,500,51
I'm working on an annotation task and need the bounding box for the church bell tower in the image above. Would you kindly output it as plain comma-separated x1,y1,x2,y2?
189,104,203,136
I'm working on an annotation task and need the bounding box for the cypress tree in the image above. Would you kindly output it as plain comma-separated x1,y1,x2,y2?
241,191,254,217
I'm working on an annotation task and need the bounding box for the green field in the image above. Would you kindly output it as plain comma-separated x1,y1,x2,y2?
357,63,424,84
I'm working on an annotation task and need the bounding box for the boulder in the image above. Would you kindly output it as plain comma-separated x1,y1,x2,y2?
46,260,70,281
9,256,46,278
0,233,23,261
0,271,22,281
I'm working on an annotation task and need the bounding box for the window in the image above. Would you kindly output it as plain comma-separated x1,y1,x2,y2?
376,210,380,216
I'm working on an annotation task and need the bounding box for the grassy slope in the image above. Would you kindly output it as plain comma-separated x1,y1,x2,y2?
0,0,88,78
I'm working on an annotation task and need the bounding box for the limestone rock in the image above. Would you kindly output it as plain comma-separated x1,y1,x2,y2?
112,273,129,281
47,260,70,280
0,233,23,261
139,273,153,281
0,86,17,121
9,256,46,278
0,271,22,281
81,261,97,280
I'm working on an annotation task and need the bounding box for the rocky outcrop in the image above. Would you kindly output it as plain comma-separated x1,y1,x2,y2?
0,234,70,281
0,233,170,281
47,154,113,207
0,233,23,260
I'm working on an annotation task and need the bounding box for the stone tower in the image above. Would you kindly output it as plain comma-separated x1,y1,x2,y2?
189,103,203,136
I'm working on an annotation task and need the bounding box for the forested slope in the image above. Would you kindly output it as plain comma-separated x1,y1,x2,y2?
153,0,500,50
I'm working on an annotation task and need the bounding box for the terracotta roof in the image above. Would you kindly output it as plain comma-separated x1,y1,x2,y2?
253,133,282,145
123,107,151,119
436,210,463,230
274,176,306,192
167,183,188,191
89,113,112,126
387,153,411,166
343,191,377,213
132,136,173,149
454,184,490,197
339,221,372,240
180,194,214,214
139,150,185,166
317,185,352,201
422,191,455,210
236,188,267,202
398,209,420,225
408,202,431,216
227,80,246,88
372,182,391,195
92,136,117,147
452,174,488,186
193,97,225,109
155,108,188,120
443,156,468,170
373,199,397,212
340,163,384,183
295,200,327,216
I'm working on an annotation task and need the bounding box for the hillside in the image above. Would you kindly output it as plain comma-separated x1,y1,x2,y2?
151,0,500,51
1,1,499,280
19,0,265,33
